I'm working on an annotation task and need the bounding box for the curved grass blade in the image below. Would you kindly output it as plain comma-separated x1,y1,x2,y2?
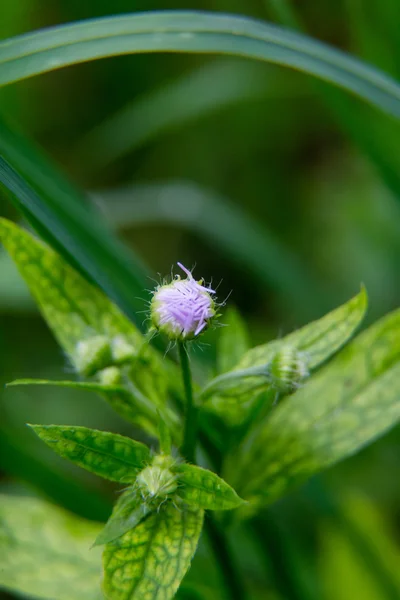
29,424,150,483
0,12,400,119
0,116,149,322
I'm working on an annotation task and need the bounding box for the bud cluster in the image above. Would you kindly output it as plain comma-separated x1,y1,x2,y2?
74,334,137,379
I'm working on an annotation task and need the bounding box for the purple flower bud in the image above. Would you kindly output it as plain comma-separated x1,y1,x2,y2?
151,263,216,340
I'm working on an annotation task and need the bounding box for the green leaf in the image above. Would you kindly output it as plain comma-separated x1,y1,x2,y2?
0,13,400,119
29,424,150,483
0,218,170,412
202,287,368,424
8,378,162,437
0,116,149,323
227,306,400,513
94,491,151,547
103,502,204,600
217,306,251,374
175,463,245,511
0,494,103,600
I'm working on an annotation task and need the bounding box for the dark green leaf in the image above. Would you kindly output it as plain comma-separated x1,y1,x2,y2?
175,463,245,511
103,502,204,600
0,116,149,322
227,307,400,513
0,494,103,600
94,491,151,547
29,425,150,483
0,12,400,118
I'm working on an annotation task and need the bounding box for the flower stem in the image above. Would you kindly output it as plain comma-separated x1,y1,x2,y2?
178,341,197,463
205,514,248,600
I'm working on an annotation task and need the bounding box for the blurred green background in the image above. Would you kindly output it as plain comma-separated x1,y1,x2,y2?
1,1,400,599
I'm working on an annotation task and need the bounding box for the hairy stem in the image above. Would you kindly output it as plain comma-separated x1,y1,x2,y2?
178,341,197,463
205,514,248,600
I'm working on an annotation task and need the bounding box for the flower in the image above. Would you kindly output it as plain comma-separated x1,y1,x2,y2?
151,262,216,340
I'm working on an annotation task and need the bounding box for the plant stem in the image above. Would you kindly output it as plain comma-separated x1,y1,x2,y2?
177,343,246,598
178,341,197,463
205,514,247,600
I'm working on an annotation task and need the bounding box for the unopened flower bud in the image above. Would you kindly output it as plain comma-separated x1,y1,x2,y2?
268,346,308,394
137,464,177,501
150,263,216,341
74,335,112,376
98,366,122,386
111,335,136,364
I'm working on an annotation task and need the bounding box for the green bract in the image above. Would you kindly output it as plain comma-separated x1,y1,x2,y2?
175,463,245,511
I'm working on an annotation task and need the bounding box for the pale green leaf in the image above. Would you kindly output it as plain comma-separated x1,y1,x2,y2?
227,307,400,513
0,13,400,119
94,491,151,547
203,287,367,424
175,463,245,511
0,494,103,600
29,424,150,483
0,218,170,411
217,306,251,374
103,502,204,600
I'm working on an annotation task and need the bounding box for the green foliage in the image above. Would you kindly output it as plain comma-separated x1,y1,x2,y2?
0,218,177,435
1,12,400,119
29,425,150,483
217,306,251,374
175,463,245,511
1,6,400,598
94,491,152,548
103,502,204,600
0,494,103,600
203,287,368,424
0,117,149,321
227,307,400,513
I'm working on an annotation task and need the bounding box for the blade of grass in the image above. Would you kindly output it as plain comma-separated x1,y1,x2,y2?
0,116,150,322
265,0,400,199
0,12,399,119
